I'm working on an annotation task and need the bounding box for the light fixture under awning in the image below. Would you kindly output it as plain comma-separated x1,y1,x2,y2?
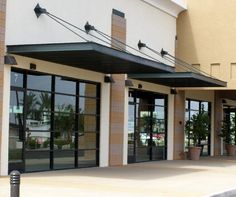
7,42,174,74
128,72,227,87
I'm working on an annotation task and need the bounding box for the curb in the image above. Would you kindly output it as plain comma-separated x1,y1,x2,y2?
203,188,236,197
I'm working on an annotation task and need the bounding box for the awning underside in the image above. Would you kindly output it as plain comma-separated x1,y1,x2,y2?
128,72,227,87
7,42,174,74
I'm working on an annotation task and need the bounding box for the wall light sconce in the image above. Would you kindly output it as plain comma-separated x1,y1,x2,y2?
170,88,177,95
30,63,37,70
4,55,17,65
104,75,115,83
138,84,142,89
125,79,134,87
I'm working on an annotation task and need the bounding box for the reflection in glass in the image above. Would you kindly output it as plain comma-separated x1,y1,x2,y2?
25,151,50,172
55,94,75,112
152,147,165,160
155,98,164,106
55,77,76,95
136,147,150,162
79,97,97,115
79,115,97,132
11,72,23,87
78,150,96,167
9,90,24,162
80,83,97,97
54,113,75,150
78,133,96,149
27,74,51,91
25,131,50,150
54,150,74,169
190,101,199,110
26,91,51,131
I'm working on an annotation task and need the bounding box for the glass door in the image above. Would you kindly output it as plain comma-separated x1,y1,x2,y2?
128,90,167,163
9,89,24,173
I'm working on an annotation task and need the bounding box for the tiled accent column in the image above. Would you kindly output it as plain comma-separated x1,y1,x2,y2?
173,91,185,160
109,10,126,166
214,91,222,156
0,0,6,175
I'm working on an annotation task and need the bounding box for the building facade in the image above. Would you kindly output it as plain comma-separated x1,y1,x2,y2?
176,0,236,157
0,0,227,176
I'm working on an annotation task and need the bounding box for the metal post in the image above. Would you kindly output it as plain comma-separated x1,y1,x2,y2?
10,170,20,197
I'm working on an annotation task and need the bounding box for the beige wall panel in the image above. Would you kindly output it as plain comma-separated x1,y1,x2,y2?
210,64,220,79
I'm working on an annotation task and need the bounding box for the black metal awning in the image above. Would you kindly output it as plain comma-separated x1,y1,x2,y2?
128,72,227,87
7,42,174,74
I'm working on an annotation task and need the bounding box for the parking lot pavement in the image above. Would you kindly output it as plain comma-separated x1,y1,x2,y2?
1,157,236,197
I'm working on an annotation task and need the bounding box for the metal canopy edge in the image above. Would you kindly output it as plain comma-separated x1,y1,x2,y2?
7,42,174,74
128,72,227,87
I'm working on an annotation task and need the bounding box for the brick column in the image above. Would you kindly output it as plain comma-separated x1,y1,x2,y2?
173,91,185,159
0,0,6,174
109,10,126,166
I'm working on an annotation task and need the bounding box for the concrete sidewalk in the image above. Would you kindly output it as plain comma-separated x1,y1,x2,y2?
1,157,236,197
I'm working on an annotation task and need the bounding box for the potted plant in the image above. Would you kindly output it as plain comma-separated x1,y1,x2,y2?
185,109,210,160
219,117,236,156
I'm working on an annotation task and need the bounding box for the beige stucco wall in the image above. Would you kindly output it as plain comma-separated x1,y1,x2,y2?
176,0,236,89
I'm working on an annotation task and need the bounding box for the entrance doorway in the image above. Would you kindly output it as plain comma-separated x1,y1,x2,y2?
128,89,167,163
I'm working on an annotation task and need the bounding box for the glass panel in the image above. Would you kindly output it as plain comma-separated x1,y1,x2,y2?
9,90,24,163
136,117,151,133
154,106,165,119
78,133,96,149
153,133,165,146
25,151,50,172
155,98,164,106
201,102,208,111
136,147,150,162
79,115,97,132
190,101,199,110
54,113,75,150
55,94,76,112
55,76,76,95
26,91,51,131
27,73,51,91
78,150,97,167
11,71,23,87
153,119,165,133
80,83,97,97
79,97,97,115
152,146,165,160
25,131,50,150
136,133,150,147
185,100,189,109
54,150,75,169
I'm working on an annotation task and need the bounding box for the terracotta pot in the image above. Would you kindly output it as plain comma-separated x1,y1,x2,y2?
226,144,236,156
189,147,202,160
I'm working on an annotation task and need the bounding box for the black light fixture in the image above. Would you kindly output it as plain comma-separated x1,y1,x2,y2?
222,99,227,104
125,79,134,87
104,75,115,83
138,84,142,89
84,22,95,34
4,55,17,65
138,40,146,50
160,48,168,57
34,4,48,18
170,88,177,95
30,63,37,70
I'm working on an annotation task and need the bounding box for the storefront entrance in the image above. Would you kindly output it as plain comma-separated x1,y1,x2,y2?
9,69,100,173
128,89,167,163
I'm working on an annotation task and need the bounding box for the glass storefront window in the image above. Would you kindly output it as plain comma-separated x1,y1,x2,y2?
9,69,100,173
55,76,76,95
27,73,51,91
79,83,97,97
11,72,23,88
